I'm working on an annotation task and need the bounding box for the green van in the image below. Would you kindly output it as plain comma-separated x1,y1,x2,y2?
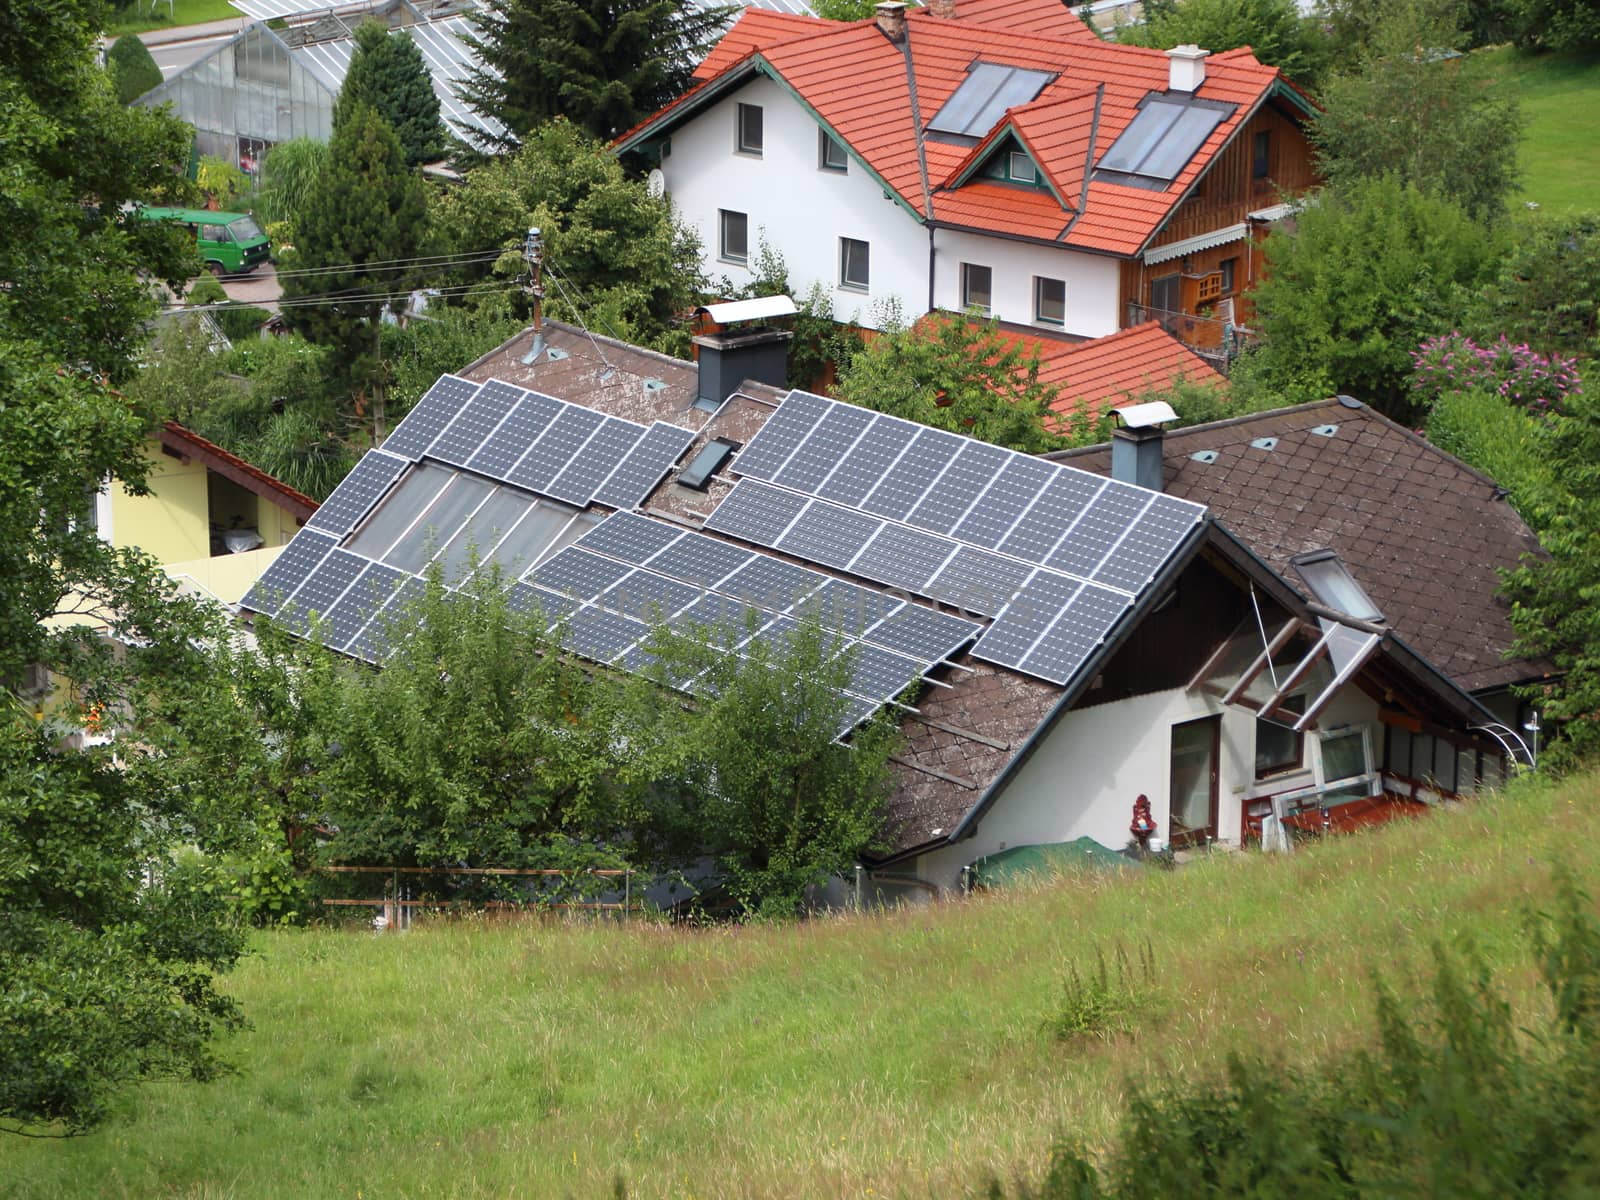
139,207,272,276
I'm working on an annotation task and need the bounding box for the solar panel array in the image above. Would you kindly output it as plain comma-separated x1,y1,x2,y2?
716,391,1207,687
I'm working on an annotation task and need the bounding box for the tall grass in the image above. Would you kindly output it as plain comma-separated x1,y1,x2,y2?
3,771,1596,1198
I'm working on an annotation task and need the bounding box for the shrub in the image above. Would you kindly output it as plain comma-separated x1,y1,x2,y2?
106,34,162,104
186,274,228,307
1046,942,1161,1044
214,305,271,343
1411,331,1584,415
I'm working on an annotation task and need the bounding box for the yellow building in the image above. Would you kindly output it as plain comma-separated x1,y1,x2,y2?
96,422,318,607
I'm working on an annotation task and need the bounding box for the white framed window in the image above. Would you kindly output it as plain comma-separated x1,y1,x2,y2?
736,103,763,156
719,209,749,265
819,129,848,172
1311,724,1377,805
960,263,992,315
1008,150,1037,183
1034,276,1065,326
839,237,870,292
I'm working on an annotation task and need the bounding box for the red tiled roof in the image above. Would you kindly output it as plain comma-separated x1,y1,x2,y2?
160,422,319,521
1006,322,1226,424
618,0,1297,255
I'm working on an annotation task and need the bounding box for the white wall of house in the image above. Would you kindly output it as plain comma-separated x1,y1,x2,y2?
662,75,931,328
906,678,1384,893
932,228,1122,338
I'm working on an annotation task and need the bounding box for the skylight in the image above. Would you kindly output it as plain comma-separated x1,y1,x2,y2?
1097,97,1231,183
1292,550,1384,622
927,63,1054,139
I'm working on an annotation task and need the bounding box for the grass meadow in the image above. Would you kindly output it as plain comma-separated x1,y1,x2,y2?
4,770,1598,1198
1466,46,1600,212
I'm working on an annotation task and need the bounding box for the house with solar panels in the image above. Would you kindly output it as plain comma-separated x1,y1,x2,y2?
613,0,1319,359
134,0,504,169
237,317,1517,900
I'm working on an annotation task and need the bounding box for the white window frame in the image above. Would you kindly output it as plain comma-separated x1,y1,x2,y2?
1033,276,1066,326
839,237,870,292
1008,150,1037,183
719,209,749,265
959,262,992,315
819,129,848,173
736,103,763,157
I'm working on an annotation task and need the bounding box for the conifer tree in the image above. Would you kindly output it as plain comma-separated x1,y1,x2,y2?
282,102,428,437
459,0,732,148
336,19,446,167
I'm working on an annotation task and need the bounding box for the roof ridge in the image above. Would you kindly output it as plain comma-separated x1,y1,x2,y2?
1045,397,1340,459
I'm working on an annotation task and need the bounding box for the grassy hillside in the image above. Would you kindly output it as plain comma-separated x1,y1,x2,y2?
5,771,1599,1199
1466,47,1600,212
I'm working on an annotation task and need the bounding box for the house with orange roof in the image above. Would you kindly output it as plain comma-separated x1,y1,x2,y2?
615,0,1318,352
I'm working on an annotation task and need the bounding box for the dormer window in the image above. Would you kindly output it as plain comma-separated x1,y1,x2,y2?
1008,151,1036,183
1292,549,1383,622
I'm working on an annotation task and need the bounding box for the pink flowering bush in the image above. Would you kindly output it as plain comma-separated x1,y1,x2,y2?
1411,331,1584,414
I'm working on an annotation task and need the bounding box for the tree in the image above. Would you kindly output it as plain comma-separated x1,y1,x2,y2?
1471,211,1600,359
832,312,1067,453
1508,0,1600,52
1,0,249,1131
335,20,446,168
1118,0,1328,88
1241,177,1494,420
429,119,702,353
458,0,732,146
282,101,428,439
252,138,330,247
1311,2,1523,222
105,34,161,104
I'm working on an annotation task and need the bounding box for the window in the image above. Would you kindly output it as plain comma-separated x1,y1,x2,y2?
1314,725,1376,805
839,237,870,292
1252,130,1271,180
1196,272,1223,304
1034,276,1066,326
1292,549,1383,621
1220,256,1238,294
1008,151,1037,184
960,263,992,314
819,129,848,172
1255,694,1306,777
202,224,230,243
737,103,763,156
719,209,749,265
1150,273,1180,313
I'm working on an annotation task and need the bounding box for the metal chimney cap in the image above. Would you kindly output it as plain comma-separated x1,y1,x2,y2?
697,295,799,324
1112,400,1179,429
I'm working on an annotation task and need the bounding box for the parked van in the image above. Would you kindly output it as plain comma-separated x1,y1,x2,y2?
139,207,271,276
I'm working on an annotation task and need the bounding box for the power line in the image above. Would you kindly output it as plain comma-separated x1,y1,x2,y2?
268,249,504,281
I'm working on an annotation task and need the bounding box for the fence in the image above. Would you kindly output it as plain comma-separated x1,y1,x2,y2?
315,865,638,929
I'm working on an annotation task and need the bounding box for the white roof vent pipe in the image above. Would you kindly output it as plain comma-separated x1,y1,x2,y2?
1167,45,1209,93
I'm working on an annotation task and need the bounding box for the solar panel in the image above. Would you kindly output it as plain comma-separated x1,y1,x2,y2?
720,555,823,611
775,499,882,571
847,521,960,594
861,602,979,663
574,511,685,565
951,454,1055,548
774,402,875,493
969,570,1081,672
728,389,831,480
647,532,754,589
529,546,635,602
1019,580,1128,685
466,389,562,479
278,548,368,634
927,63,1055,138
241,529,339,616
925,545,1034,617
1098,98,1230,181
382,375,479,459
835,695,881,739
507,405,606,495
704,479,809,546
591,421,697,511
597,569,700,623
838,642,923,703
997,471,1106,563
860,427,964,521
1044,482,1152,582
319,560,409,649
672,592,764,645
506,581,578,622
345,575,426,662
1093,493,1204,593
562,605,648,664
383,473,496,574
305,451,407,537
906,439,1010,535
545,417,647,507
816,414,920,507
435,488,533,584
798,577,903,637
428,379,526,468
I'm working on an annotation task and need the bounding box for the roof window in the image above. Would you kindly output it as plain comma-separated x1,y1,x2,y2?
1097,96,1232,184
1292,549,1384,622
928,63,1054,139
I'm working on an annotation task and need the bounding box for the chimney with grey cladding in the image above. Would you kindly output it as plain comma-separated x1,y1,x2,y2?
693,327,794,409
1111,424,1165,492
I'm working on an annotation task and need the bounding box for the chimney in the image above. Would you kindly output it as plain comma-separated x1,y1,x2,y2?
1110,401,1177,492
693,328,794,409
875,1,907,41
929,0,956,17
1166,44,1209,92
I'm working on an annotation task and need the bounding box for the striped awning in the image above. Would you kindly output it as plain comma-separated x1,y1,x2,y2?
1143,222,1248,266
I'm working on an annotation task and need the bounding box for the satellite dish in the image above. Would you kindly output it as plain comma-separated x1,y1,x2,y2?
646,168,666,199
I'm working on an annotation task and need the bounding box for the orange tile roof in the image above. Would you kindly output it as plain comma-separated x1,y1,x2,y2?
160,421,319,520
619,0,1300,256
998,322,1227,424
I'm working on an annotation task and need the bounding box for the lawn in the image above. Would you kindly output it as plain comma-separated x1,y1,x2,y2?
105,0,240,37
1466,45,1600,212
3,770,1598,1199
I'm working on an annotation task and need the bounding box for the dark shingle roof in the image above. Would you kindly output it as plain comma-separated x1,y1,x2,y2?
1053,399,1550,693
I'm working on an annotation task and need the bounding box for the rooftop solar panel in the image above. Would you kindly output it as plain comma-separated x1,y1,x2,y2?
997,471,1106,563
798,577,903,637
428,379,525,468
598,569,700,624
847,520,961,594
728,389,831,479
278,547,368,634
591,421,696,511
507,405,606,495
465,389,562,479
839,642,924,703
774,402,875,493
240,529,339,617
816,414,919,508
860,427,963,521
345,575,426,662
775,499,882,572
574,511,685,565
647,532,754,589
969,570,1081,673
925,545,1034,617
1098,97,1231,182
545,417,647,507
672,592,764,645
563,605,649,664
926,62,1055,138
1043,482,1152,582
505,581,578,622
703,479,809,547
861,602,980,663
906,439,1010,535
382,375,479,460
1019,581,1129,685
529,546,635,602
951,454,1055,548
720,554,823,611
319,560,408,650
1094,494,1204,593
304,450,407,537
835,694,881,739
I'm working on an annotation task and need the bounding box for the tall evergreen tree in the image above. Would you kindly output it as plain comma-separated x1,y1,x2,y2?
458,0,732,147
335,20,446,167
282,101,428,438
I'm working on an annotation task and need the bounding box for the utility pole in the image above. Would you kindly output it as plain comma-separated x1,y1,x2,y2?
519,226,546,365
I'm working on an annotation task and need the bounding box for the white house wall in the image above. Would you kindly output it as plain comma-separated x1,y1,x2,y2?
663,75,930,328
931,227,1121,338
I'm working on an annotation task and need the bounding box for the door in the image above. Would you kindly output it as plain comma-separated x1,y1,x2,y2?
1169,715,1221,847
